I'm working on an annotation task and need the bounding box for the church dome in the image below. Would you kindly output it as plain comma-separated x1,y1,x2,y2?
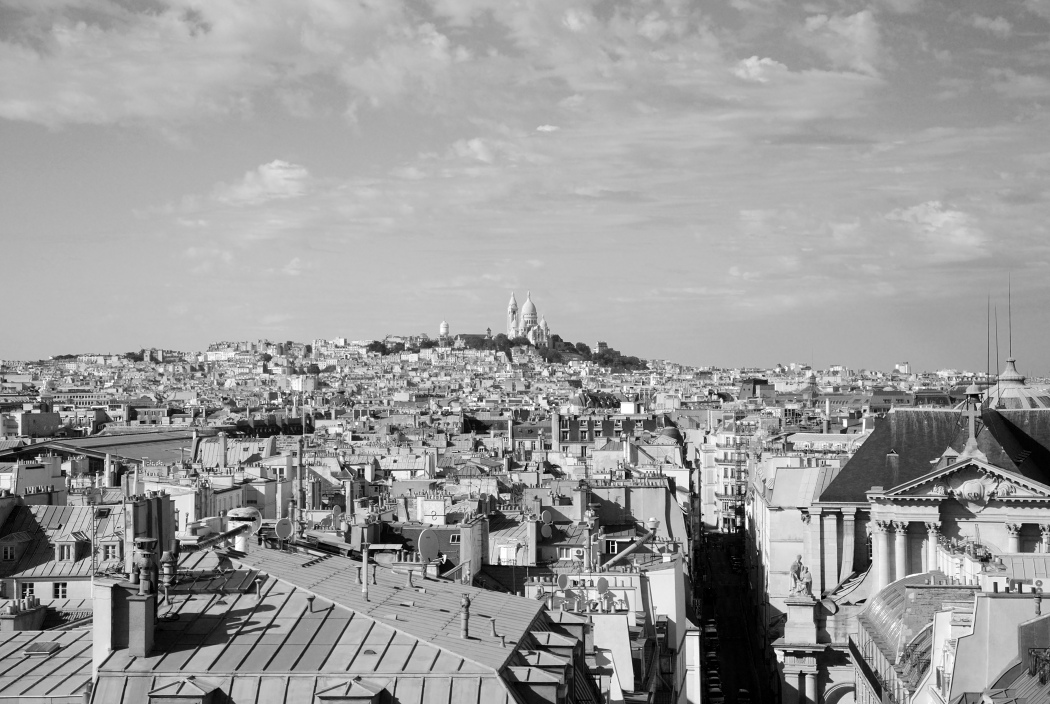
521,291,537,318
984,357,1050,409
439,320,449,336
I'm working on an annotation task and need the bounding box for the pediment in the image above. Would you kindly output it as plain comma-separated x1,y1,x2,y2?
884,459,1050,507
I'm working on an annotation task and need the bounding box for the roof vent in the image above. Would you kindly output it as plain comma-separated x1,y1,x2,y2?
23,641,61,656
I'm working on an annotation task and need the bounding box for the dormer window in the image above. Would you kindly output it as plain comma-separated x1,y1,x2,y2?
57,543,76,562
946,457,955,466
2,546,14,561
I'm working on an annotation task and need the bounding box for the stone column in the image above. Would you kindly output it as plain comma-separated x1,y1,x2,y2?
1040,524,1050,553
806,508,823,597
822,511,838,596
894,521,908,582
803,671,817,704
926,522,941,573
1006,523,1021,553
874,521,891,591
839,508,857,584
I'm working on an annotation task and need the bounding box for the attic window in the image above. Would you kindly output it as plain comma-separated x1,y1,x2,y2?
362,649,377,655
95,508,111,518
24,642,61,656
946,457,955,466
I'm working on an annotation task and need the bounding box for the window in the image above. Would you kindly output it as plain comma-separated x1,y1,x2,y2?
20,583,34,598
1,546,14,561
58,544,73,561
102,544,119,561
449,535,461,544
246,498,258,505
557,547,573,560
53,582,67,599
605,540,619,554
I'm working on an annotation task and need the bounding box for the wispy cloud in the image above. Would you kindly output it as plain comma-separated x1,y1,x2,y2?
213,160,310,206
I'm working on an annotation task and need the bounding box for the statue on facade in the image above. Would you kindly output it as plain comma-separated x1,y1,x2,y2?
789,554,803,593
799,566,813,597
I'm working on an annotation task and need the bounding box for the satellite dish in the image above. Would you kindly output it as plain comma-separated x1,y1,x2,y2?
541,510,552,524
541,524,552,539
596,577,609,594
557,573,569,590
274,517,293,540
418,529,440,561
227,506,262,535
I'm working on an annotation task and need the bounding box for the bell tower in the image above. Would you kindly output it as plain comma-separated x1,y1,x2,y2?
507,292,518,337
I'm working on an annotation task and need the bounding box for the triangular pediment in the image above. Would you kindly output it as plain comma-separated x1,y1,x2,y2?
884,458,1050,502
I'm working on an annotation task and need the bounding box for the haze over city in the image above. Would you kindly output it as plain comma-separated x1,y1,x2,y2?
2,0,1049,370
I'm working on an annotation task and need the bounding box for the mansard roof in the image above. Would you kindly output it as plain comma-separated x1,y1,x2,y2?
817,408,1050,503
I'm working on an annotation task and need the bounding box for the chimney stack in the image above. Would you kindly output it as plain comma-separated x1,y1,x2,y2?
461,595,471,639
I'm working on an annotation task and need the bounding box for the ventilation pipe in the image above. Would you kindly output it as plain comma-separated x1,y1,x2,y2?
461,595,471,639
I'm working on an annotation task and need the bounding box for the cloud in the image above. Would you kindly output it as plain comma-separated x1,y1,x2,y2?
989,69,1050,100
885,201,987,262
971,15,1013,37
799,10,884,76
0,1,452,127
281,257,305,276
873,0,923,13
213,160,309,206
733,56,788,83
536,125,559,132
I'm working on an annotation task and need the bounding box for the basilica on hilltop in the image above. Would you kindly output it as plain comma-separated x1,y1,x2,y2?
507,291,551,348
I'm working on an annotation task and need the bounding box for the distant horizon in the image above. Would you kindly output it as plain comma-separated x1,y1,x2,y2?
3,1,1049,374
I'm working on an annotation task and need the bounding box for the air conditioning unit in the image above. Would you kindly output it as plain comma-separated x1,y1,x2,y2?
574,549,585,559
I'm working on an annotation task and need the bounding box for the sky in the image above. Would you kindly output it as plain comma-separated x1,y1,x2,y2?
1,0,1050,373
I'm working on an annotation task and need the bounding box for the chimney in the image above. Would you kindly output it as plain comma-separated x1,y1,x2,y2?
886,450,900,486
405,569,414,589
219,432,227,471
461,595,471,639
574,484,590,524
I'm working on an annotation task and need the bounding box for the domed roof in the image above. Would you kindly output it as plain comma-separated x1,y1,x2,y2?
985,357,1050,409
439,320,449,335
860,571,940,663
659,426,684,444
521,291,537,317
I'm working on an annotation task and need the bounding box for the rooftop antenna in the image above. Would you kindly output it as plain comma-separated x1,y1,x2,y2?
995,306,1000,407
1008,274,1013,358
986,294,991,394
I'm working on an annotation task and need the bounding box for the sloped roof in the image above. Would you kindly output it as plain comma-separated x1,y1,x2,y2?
0,504,124,579
217,546,547,672
818,408,1050,503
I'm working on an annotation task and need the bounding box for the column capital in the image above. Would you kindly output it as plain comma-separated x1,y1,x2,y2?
1007,523,1022,536
801,512,811,525
841,507,858,519
893,520,909,535
874,519,892,533
1040,524,1050,536
925,521,941,533
809,506,824,517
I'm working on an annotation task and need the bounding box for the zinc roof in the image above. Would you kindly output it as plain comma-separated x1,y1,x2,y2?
0,628,92,701
0,505,124,579
222,547,547,672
